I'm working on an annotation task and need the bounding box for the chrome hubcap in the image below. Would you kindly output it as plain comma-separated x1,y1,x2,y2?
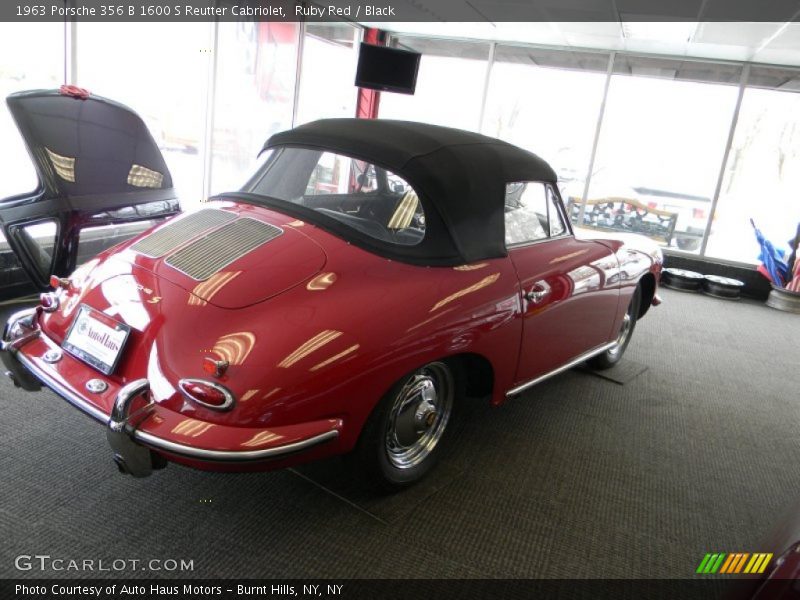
609,312,633,357
385,362,453,469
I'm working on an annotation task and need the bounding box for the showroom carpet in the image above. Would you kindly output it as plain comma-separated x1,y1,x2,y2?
0,288,799,581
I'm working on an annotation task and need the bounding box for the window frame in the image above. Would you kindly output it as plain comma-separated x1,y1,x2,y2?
504,181,573,250
246,146,427,247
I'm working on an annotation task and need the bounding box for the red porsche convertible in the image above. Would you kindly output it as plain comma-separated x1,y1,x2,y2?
0,89,662,489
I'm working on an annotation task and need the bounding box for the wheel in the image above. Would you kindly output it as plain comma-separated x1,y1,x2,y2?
702,275,744,300
676,236,700,251
588,286,641,370
354,361,455,492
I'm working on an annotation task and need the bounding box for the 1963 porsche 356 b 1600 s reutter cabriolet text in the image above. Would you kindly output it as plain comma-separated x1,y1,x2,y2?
0,89,662,490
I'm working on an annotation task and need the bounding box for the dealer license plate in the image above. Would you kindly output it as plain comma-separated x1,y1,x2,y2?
63,305,131,375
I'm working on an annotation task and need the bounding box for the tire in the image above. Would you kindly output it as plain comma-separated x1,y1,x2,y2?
588,285,641,370
676,236,700,251
702,275,743,300
661,268,704,292
354,361,456,492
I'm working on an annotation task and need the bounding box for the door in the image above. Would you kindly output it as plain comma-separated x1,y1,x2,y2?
0,88,180,293
505,182,619,387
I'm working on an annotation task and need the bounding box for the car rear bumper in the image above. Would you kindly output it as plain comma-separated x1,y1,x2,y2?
1,307,341,477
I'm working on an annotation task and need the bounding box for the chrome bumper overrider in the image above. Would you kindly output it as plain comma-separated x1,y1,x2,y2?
1,308,339,477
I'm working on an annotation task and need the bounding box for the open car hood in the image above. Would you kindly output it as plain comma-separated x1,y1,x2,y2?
6,88,174,203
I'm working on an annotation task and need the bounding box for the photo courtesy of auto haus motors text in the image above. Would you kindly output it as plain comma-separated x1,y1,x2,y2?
14,584,344,598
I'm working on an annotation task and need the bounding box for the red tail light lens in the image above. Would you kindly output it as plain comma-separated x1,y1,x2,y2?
49,275,72,291
693,208,706,219
39,292,59,312
178,379,235,411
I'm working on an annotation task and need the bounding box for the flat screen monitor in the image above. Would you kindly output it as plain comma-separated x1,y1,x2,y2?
355,43,421,95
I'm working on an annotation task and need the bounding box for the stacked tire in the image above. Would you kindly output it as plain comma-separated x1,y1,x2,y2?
661,268,744,300
661,268,704,292
702,275,744,300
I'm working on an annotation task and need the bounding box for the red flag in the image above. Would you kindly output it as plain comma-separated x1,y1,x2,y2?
787,261,800,292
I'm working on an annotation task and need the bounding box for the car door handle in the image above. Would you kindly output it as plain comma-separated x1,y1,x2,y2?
525,284,550,304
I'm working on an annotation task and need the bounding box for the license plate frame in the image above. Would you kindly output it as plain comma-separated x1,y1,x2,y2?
62,304,131,375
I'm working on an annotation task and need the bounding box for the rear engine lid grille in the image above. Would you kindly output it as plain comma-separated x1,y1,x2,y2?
131,209,236,257
165,218,283,281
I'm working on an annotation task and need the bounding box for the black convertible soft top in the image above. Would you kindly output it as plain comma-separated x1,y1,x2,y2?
260,119,558,264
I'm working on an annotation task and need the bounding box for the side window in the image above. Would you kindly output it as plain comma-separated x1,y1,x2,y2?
504,182,568,246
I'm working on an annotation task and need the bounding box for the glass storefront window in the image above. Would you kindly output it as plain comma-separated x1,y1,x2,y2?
77,22,213,208
706,66,800,264
0,22,63,258
2,23,799,269
210,22,299,196
482,46,609,198
581,56,741,253
379,37,489,131
295,24,359,125
0,23,64,200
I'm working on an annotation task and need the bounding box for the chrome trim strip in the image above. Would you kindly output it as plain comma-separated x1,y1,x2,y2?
0,328,40,352
4,306,38,328
1,307,39,349
506,232,573,250
14,353,338,462
135,429,339,462
109,378,152,432
506,342,616,397
107,379,155,478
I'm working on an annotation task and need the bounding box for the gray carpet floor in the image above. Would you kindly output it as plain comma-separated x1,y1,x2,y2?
0,288,798,579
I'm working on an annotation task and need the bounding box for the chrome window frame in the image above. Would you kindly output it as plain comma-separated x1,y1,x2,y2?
504,181,573,250
245,146,428,248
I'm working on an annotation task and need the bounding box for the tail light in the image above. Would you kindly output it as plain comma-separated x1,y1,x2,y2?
693,208,706,219
49,275,72,291
203,357,229,378
39,292,59,313
178,379,235,411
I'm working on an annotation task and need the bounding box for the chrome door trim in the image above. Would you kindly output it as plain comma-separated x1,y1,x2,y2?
506,341,616,397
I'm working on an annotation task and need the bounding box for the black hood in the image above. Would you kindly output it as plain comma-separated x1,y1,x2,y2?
7,89,173,201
